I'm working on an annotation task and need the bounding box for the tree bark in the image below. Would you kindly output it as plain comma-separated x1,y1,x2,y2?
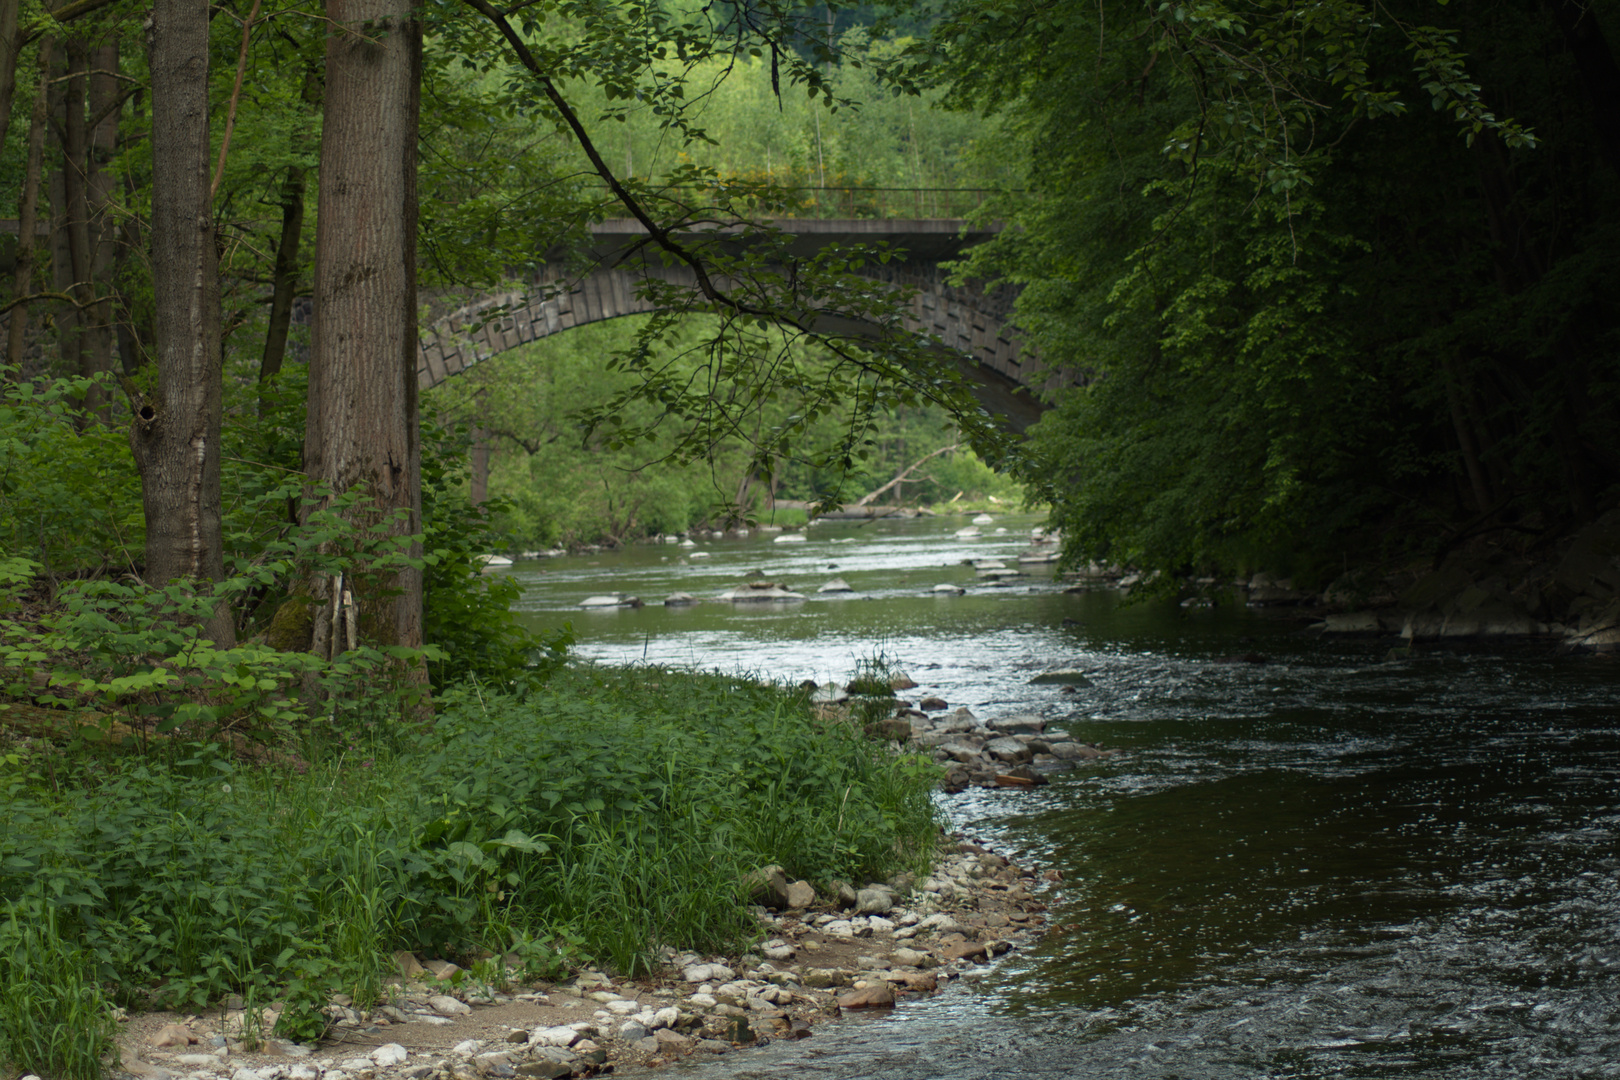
5,37,52,372
132,0,233,645
305,0,423,655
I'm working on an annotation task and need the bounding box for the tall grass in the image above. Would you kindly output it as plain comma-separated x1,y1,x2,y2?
0,905,120,1080
0,663,940,1067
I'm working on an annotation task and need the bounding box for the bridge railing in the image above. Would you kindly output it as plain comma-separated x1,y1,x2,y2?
601,186,1014,221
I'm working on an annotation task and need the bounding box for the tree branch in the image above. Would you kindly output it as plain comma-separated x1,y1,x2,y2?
855,442,958,506
211,0,262,200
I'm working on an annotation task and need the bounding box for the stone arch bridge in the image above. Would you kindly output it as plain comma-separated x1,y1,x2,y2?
418,218,1055,431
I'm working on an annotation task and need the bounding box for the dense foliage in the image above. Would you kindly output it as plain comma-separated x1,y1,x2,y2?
920,0,1620,584
0,667,938,1025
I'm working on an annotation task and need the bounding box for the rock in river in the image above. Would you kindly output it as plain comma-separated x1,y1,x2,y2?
579,594,642,609
718,582,806,602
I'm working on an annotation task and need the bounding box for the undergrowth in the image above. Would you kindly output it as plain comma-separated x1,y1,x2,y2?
0,664,939,1078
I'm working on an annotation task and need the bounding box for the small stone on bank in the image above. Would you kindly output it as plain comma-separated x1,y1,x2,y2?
370,1044,408,1068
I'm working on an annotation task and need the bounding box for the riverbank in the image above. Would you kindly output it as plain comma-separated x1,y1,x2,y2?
0,665,956,1080
1057,507,1620,652
111,835,1053,1080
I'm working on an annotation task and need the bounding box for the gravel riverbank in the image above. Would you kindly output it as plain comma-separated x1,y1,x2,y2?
111,837,1054,1080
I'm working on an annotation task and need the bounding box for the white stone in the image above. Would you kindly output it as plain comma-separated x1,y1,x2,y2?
428,995,470,1016
867,916,896,932
175,1057,221,1068
688,993,717,1008
606,999,640,1015
287,1067,320,1080
370,1045,408,1068
450,1040,483,1056
822,920,856,937
527,1026,580,1048
651,1007,680,1030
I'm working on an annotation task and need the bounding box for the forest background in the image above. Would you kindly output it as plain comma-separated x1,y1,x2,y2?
2,0,1619,1073
1,0,1614,587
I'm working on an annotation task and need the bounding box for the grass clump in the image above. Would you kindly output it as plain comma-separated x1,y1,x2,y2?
0,905,120,1080
0,663,939,1060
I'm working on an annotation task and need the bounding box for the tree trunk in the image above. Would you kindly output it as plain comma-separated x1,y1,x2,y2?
305,0,423,656
258,164,305,397
114,106,151,376
59,36,110,418
47,43,83,389
132,0,233,645
83,35,119,416
5,37,52,372
0,0,20,159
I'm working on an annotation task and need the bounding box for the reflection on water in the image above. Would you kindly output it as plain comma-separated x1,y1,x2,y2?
499,516,1620,1078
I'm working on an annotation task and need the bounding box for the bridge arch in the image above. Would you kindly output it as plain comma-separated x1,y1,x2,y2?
417,219,1053,431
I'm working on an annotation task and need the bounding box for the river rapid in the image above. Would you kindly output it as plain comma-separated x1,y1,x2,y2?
501,514,1620,1079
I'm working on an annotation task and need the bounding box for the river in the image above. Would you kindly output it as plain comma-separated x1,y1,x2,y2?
500,514,1620,1079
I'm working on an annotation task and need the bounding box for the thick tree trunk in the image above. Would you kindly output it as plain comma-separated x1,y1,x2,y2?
305,0,423,655
5,38,52,372
259,164,305,397
132,0,233,645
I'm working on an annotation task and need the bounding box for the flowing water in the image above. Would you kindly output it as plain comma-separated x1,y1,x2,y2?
502,515,1620,1079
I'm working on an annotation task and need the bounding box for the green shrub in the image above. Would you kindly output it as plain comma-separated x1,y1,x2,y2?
0,371,143,577
0,664,939,1008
